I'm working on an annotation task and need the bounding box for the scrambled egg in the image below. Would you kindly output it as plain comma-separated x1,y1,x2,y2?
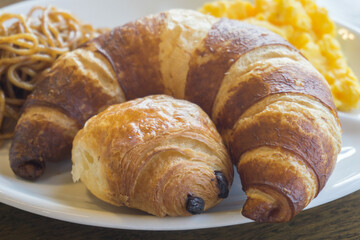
200,0,360,111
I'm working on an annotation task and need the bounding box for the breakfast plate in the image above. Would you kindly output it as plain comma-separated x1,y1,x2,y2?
0,0,360,231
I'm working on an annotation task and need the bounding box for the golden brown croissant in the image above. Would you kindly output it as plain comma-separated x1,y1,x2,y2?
9,9,342,222
71,95,233,216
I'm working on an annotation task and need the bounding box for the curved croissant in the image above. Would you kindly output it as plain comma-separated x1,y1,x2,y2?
9,9,342,222
71,95,233,216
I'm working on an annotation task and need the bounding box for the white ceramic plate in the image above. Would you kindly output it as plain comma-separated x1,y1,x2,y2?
1,0,360,231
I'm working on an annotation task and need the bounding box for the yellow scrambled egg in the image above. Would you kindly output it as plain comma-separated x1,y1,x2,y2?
200,0,360,111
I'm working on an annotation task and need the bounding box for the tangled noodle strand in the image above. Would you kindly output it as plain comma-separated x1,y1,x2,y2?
0,6,107,146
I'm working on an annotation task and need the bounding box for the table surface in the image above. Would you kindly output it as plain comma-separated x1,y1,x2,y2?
1,0,359,239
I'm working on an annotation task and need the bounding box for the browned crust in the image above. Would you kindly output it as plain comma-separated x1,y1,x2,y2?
24,65,119,125
241,183,294,222
9,119,75,180
239,152,311,216
216,62,338,131
91,13,167,100
230,110,336,192
8,10,341,221
185,18,295,115
79,95,232,216
10,56,120,179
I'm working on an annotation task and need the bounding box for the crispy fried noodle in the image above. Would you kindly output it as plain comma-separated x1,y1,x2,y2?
0,6,106,145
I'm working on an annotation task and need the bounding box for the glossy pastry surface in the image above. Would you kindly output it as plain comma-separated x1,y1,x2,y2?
71,95,233,216
9,9,342,222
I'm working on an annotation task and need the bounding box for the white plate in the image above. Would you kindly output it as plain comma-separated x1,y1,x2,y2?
1,0,360,231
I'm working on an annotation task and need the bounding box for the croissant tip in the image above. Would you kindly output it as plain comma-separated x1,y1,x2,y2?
186,194,205,215
242,196,287,223
12,160,45,181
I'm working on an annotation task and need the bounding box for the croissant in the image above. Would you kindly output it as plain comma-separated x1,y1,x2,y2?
71,95,233,216
9,9,342,222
